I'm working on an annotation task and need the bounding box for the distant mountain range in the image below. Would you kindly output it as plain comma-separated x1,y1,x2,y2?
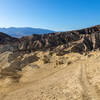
0,27,55,37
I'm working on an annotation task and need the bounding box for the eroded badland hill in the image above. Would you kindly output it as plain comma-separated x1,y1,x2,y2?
0,25,100,100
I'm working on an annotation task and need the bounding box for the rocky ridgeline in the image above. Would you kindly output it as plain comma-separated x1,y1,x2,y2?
1,25,100,53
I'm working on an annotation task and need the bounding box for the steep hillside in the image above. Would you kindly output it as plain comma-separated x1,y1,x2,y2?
17,25,100,52
0,32,18,44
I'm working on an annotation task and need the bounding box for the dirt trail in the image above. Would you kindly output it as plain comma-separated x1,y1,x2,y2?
80,64,99,100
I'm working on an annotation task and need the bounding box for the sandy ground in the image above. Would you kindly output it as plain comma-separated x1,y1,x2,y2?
0,51,100,100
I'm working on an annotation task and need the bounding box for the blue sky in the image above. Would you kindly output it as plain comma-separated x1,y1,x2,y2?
0,0,100,31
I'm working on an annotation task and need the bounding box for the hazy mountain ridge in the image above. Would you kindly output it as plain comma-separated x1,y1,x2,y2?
0,27,55,37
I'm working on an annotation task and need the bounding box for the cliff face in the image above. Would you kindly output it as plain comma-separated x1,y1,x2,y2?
1,25,100,53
